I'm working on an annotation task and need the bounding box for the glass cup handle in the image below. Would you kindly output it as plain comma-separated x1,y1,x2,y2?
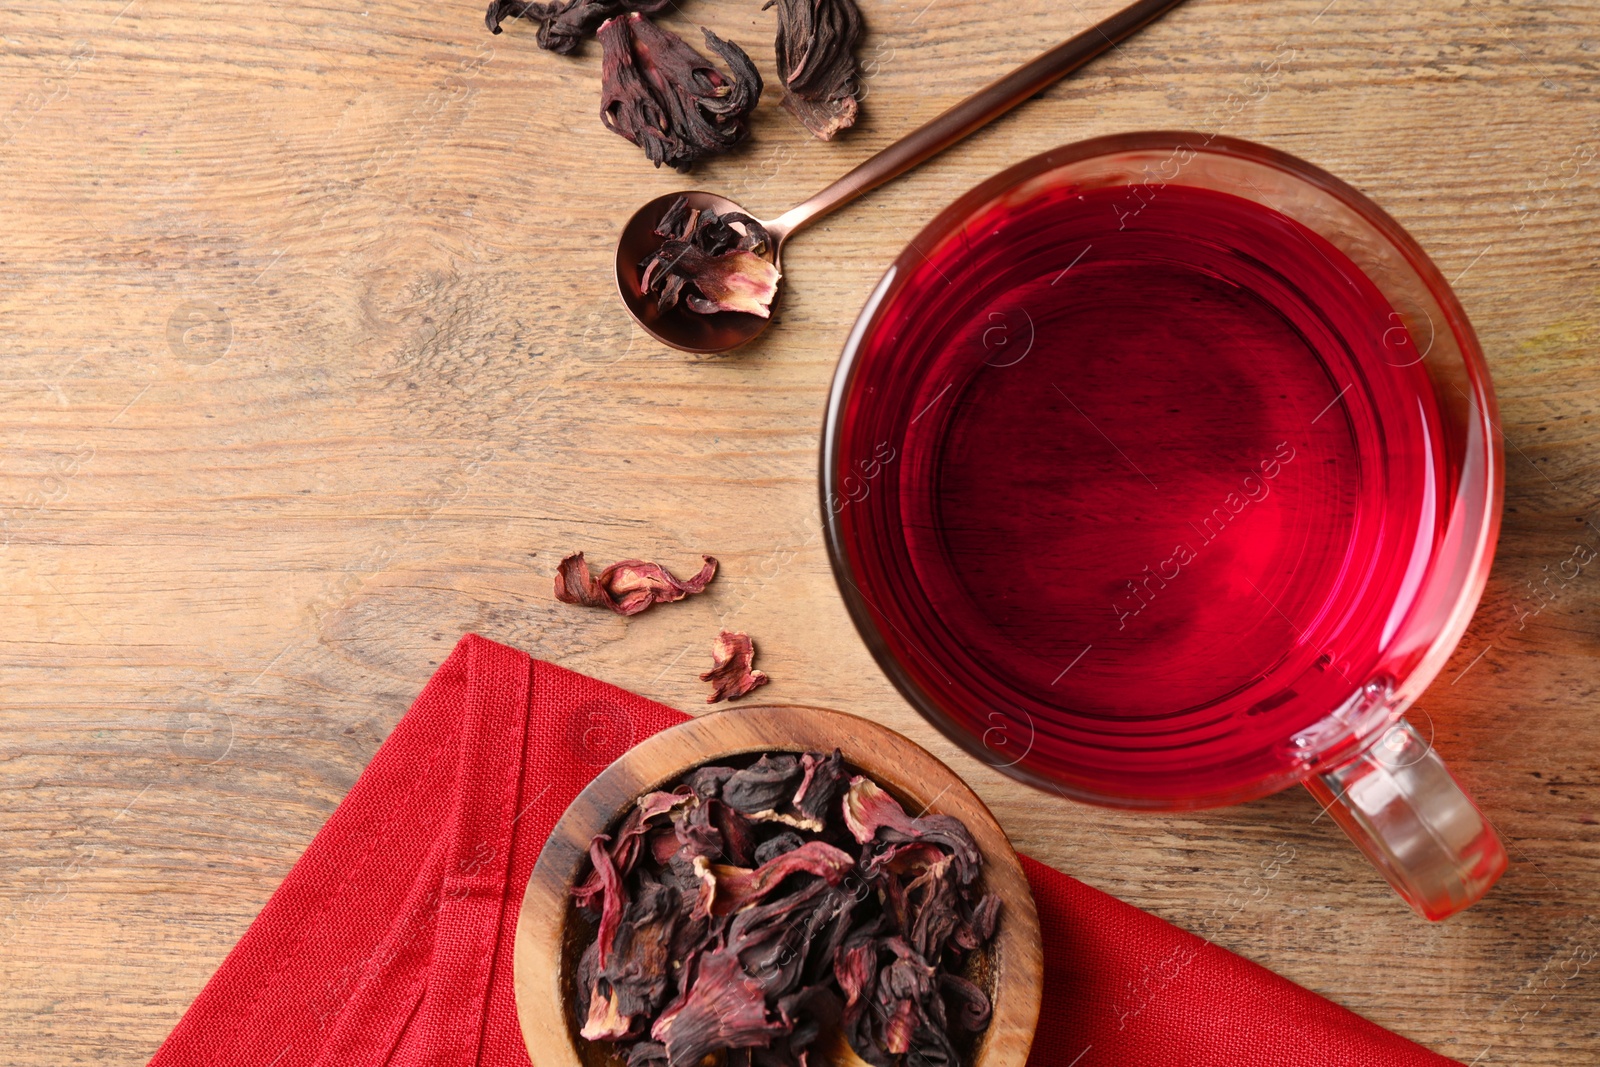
1302,718,1508,920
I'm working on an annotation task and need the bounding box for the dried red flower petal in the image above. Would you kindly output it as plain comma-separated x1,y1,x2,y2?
700,630,769,703
883,995,916,1055
587,836,626,969
602,557,719,614
764,0,864,139
588,880,682,1039
939,972,993,1031
574,790,693,910
581,981,632,1041
637,789,694,822
725,879,857,1013
554,551,612,609
674,805,726,864
705,839,855,917
640,197,782,318
650,950,780,1067
834,933,876,1024
626,1041,668,1067
843,775,982,885
647,827,680,866
708,799,757,867
904,855,962,960
648,244,782,317
872,952,960,1064
485,0,673,50
721,754,803,814
773,984,844,1059
599,13,762,172
793,749,848,823
752,830,805,866
554,552,718,616
684,763,736,798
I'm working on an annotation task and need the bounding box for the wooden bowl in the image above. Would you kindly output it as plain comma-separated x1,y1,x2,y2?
513,704,1042,1067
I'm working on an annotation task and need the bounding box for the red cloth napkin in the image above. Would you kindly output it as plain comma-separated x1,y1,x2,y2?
149,634,1461,1067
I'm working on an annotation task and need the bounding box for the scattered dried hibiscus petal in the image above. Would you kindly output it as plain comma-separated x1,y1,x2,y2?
554,552,717,616
599,12,763,172
700,630,769,703
764,0,865,139
484,0,672,50
639,195,782,318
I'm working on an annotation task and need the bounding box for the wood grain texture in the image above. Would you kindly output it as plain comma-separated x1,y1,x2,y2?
513,705,1040,1067
0,0,1596,1063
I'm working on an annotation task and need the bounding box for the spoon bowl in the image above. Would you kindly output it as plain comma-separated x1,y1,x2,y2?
614,190,783,354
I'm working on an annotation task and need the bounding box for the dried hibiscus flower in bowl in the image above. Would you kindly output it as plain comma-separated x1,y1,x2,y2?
577,755,997,1066
515,706,1042,1067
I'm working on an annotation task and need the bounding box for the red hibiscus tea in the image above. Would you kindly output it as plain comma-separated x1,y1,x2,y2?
826,181,1451,807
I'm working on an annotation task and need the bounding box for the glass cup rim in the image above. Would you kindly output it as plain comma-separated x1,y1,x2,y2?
820,130,1504,810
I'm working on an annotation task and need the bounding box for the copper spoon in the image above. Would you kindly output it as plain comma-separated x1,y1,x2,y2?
614,0,1189,353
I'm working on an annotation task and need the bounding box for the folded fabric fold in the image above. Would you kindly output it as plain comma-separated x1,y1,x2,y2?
149,633,1460,1067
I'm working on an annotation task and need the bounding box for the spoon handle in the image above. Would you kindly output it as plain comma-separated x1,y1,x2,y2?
766,0,1189,241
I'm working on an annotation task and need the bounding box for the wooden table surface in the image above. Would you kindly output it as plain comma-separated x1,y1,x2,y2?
3,0,1597,1062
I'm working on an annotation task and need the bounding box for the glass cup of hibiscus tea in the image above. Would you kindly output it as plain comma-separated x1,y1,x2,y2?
822,132,1508,920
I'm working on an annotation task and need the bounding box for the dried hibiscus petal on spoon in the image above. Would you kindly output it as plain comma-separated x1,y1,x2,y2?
599,12,763,172
642,244,780,317
554,552,718,616
640,196,782,318
700,630,769,703
765,0,865,139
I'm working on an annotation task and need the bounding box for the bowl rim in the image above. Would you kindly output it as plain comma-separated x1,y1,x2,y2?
512,703,1043,1067
818,130,1504,811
